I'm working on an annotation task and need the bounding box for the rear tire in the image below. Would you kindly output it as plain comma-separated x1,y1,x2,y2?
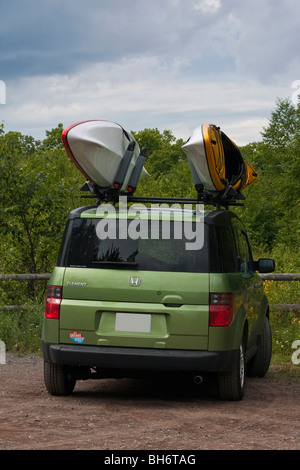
217,340,246,401
247,316,272,377
44,361,76,396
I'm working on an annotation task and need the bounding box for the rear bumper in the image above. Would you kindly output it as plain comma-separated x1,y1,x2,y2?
42,341,238,373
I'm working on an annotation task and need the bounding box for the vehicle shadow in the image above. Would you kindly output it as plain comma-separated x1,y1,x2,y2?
72,372,219,403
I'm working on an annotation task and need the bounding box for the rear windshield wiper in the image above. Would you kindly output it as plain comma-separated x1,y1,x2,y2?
93,260,138,267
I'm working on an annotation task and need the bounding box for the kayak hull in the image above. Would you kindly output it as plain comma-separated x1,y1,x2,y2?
62,120,148,191
182,124,258,194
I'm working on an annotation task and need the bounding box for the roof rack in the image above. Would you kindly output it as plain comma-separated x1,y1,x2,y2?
79,145,245,210
80,181,245,210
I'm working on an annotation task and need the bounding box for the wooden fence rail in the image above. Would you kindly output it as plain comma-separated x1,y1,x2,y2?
1,273,299,282
0,274,51,281
0,273,299,312
259,273,300,281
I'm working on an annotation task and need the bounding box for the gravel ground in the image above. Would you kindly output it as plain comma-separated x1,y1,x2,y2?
0,353,299,451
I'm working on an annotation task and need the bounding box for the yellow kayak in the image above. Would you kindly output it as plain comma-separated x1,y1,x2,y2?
182,123,258,194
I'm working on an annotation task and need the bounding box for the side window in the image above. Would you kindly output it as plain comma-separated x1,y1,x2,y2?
232,220,254,274
216,225,239,272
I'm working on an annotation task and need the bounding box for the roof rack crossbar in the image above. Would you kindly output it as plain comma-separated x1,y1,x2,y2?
80,187,244,208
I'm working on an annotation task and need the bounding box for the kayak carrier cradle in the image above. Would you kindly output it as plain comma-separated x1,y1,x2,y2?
80,145,245,210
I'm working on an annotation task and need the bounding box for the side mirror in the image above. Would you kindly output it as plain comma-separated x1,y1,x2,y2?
255,258,275,273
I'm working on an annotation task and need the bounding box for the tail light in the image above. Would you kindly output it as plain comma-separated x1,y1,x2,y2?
209,293,233,327
45,286,62,319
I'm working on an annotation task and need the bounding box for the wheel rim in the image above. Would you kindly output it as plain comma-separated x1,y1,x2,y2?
239,344,245,389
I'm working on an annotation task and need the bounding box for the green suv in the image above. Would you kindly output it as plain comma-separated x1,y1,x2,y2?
42,199,274,400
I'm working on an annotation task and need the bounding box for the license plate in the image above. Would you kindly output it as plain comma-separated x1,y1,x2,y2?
115,313,151,333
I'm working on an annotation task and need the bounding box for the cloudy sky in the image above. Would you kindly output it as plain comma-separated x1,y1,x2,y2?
1,0,299,145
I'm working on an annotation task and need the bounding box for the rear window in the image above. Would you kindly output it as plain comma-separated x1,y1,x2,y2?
60,218,210,273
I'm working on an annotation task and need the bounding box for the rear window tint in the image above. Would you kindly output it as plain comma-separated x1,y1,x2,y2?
61,218,209,273
216,225,239,272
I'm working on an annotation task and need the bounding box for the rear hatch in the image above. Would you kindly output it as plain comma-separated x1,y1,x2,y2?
58,208,210,350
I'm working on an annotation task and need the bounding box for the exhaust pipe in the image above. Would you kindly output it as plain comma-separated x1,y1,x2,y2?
194,375,203,385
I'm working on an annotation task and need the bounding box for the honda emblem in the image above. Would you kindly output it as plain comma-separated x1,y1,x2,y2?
129,276,141,287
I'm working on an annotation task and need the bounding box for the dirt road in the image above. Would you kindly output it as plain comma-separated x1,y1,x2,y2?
0,354,299,451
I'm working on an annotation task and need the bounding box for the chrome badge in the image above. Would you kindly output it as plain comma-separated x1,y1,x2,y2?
66,281,87,287
129,276,141,287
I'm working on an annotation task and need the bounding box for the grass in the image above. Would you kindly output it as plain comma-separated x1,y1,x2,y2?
263,279,299,305
0,305,44,354
269,307,300,375
268,362,300,380
264,279,300,373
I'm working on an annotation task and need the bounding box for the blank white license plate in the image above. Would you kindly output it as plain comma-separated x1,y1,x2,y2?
115,313,151,333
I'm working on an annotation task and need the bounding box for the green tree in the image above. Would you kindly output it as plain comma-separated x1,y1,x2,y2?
237,98,300,267
261,98,298,150
0,125,84,300
132,128,186,177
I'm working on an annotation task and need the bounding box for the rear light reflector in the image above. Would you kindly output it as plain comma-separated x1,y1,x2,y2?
209,293,233,327
45,286,62,319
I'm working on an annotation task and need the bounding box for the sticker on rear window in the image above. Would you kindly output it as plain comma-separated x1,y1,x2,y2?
70,331,85,344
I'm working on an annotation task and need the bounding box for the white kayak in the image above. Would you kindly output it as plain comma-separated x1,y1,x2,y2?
182,123,258,194
62,120,149,192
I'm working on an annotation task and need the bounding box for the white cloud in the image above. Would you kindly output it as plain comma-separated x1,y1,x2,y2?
2,55,293,145
194,0,221,13
1,0,299,145
226,1,300,81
